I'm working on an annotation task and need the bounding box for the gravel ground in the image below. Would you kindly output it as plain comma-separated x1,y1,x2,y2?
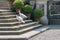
38,25,60,40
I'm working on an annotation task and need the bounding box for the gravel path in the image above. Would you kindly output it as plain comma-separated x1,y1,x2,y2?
39,25,60,40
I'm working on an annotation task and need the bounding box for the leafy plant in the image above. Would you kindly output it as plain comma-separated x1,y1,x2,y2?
13,0,24,9
23,5,32,14
33,9,43,18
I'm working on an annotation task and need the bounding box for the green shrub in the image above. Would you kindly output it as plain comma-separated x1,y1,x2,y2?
13,0,24,9
23,5,32,14
33,9,43,18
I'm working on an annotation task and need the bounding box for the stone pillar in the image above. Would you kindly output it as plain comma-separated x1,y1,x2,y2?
44,3,47,16
40,2,48,25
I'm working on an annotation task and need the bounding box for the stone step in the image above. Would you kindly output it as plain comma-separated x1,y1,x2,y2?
0,0,7,1
0,9,11,12
0,26,50,40
0,22,38,31
0,0,9,3
0,1,7,2
0,22,20,26
23,20,32,23
0,7,10,10
0,13,18,16
0,24,42,35
0,2,7,3
0,18,18,23
0,15,16,19
0,2,8,7
0,5,8,7
0,20,32,27
0,12,16,15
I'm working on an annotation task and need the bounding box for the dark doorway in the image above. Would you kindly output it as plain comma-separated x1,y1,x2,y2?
47,1,60,25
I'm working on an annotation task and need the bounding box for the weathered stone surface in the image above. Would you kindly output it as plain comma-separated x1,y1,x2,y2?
35,25,60,40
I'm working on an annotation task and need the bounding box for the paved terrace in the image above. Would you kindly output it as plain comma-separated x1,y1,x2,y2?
36,25,60,40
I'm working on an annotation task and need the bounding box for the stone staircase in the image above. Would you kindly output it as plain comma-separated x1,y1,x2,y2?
0,0,49,40
0,11,44,40
0,0,10,10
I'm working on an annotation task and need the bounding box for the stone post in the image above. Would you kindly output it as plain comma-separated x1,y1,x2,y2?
40,2,48,25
